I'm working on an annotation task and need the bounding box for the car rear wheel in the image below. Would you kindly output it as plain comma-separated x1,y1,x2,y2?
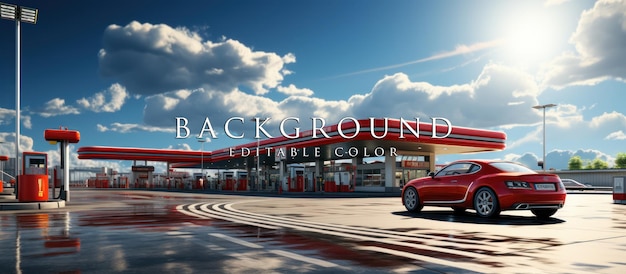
473,187,500,218
403,187,423,212
531,208,557,219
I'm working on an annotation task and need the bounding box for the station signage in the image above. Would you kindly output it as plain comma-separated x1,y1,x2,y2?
401,160,430,168
132,166,155,172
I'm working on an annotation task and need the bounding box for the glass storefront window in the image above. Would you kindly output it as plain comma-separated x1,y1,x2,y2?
356,163,385,187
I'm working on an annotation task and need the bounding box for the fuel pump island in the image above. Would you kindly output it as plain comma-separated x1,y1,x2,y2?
0,128,79,210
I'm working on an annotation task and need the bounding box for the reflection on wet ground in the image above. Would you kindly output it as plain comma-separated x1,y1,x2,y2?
0,191,431,273
1,190,625,273
179,201,576,272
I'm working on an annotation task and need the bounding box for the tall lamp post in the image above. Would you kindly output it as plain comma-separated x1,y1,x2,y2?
533,103,557,172
1,2,38,195
197,137,207,184
251,118,268,191
255,135,260,191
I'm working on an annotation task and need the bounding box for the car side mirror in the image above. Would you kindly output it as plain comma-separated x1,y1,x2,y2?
428,172,435,179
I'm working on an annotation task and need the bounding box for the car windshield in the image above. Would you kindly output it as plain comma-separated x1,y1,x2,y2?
490,162,536,173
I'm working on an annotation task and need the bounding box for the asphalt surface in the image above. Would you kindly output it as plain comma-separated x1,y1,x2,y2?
0,189,624,273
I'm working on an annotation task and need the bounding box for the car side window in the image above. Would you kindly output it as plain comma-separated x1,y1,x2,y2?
436,163,473,177
468,164,481,173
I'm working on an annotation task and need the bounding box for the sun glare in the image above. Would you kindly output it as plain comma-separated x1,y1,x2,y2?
497,7,566,68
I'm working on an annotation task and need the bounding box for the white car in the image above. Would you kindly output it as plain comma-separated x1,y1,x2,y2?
561,179,591,190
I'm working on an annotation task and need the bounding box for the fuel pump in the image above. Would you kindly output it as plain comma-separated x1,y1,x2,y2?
44,128,80,202
18,152,49,202
0,155,8,193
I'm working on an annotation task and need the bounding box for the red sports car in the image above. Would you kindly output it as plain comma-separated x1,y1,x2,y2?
401,160,566,219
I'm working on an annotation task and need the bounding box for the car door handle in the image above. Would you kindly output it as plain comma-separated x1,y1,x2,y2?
451,180,457,183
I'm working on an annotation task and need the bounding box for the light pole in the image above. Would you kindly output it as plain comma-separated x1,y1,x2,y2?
255,136,260,191
251,118,268,191
1,2,38,195
533,103,557,171
197,137,207,186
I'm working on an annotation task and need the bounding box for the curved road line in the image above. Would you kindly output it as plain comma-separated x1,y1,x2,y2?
176,202,511,273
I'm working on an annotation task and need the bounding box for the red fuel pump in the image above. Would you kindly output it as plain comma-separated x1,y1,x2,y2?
44,128,80,202
17,152,49,202
0,155,8,193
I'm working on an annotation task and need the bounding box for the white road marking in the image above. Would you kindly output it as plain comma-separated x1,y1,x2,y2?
269,249,338,268
208,233,339,268
356,246,491,273
199,203,279,230
209,233,263,249
212,202,495,260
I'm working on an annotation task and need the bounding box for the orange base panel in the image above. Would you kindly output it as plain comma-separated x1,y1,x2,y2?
17,174,49,202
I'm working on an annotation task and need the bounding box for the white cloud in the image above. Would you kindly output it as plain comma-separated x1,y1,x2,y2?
0,108,14,126
347,63,541,128
77,83,129,112
38,98,81,118
542,0,626,89
22,115,32,129
549,104,584,128
139,63,551,140
167,143,193,151
503,152,540,169
0,132,34,157
0,108,32,129
96,124,109,132
590,111,626,128
587,111,626,142
605,130,626,140
45,145,126,172
282,53,296,64
92,21,616,156
99,21,294,95
96,123,175,134
276,84,314,97
143,88,284,137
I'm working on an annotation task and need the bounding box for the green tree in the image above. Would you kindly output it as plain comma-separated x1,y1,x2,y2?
568,156,583,170
586,158,609,169
615,153,626,169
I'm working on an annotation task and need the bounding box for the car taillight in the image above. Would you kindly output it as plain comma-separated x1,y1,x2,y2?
505,181,531,189
558,180,565,190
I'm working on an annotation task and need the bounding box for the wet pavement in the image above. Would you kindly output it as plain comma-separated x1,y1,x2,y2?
0,189,624,273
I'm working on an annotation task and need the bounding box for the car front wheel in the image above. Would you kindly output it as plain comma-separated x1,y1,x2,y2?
473,187,500,218
531,208,557,219
403,187,423,212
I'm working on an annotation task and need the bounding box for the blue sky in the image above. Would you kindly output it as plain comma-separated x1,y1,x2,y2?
1,0,625,173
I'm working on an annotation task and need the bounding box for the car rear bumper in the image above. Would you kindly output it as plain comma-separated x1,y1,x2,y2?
499,191,566,211
510,203,564,210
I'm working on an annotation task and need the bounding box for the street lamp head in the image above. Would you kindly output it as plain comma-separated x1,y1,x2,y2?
0,3,38,24
0,3,16,20
19,6,37,23
532,103,557,109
